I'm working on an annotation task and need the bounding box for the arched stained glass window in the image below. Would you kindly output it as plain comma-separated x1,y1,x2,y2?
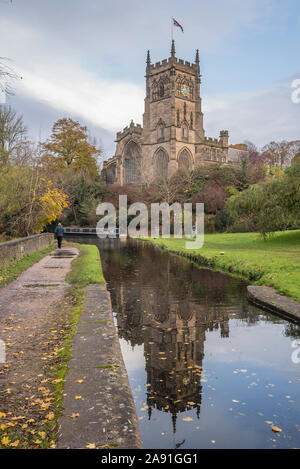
124,141,141,184
178,148,192,171
154,148,169,180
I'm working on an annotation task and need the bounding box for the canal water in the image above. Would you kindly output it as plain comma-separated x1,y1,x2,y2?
73,237,300,449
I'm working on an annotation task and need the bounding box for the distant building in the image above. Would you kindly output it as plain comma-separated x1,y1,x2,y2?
102,41,235,185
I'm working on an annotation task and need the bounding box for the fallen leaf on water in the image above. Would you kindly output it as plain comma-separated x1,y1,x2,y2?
70,413,80,419
182,417,193,422
75,395,82,400
76,380,84,384
86,443,96,449
271,426,282,433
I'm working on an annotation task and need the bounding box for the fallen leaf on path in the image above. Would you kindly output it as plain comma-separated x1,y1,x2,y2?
1,436,10,446
86,443,96,449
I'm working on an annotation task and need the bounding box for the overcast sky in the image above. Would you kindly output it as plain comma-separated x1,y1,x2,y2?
1,0,299,158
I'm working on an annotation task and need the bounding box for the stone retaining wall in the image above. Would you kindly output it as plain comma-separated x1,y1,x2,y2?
0,233,54,267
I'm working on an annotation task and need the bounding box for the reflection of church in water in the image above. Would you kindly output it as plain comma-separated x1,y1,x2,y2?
101,239,251,432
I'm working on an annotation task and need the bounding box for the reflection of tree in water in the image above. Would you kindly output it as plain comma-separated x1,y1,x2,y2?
99,239,264,432
284,323,300,339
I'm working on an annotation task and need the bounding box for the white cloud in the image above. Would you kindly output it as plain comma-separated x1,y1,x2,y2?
204,77,300,147
1,1,299,153
18,64,144,133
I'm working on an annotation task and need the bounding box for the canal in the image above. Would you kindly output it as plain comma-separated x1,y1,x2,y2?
71,237,300,449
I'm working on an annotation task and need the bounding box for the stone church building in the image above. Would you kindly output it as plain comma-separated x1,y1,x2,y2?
102,41,230,185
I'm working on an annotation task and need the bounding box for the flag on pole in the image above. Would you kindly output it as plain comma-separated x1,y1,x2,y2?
173,18,184,33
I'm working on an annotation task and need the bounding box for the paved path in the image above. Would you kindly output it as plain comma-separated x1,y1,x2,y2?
247,286,300,322
57,283,142,449
0,247,79,446
0,246,79,363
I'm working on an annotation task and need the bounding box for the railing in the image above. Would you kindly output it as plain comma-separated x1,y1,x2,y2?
64,227,120,236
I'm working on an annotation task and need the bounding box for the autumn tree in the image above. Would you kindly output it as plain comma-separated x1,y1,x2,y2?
261,140,300,172
43,118,100,179
0,164,69,237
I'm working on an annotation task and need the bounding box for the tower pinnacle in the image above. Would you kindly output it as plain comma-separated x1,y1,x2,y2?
171,39,176,58
195,49,201,84
146,50,151,68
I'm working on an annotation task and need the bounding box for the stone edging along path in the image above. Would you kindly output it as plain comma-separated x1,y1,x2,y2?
247,286,300,322
57,283,142,449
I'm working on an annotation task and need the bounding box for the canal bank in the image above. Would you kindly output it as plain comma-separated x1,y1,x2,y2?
57,283,141,449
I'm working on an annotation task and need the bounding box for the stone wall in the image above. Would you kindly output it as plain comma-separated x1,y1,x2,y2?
0,233,54,267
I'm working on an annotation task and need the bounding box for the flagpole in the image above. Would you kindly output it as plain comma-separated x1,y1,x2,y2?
171,17,173,41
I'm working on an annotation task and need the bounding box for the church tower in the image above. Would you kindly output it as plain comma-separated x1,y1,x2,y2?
142,40,206,181
102,41,229,185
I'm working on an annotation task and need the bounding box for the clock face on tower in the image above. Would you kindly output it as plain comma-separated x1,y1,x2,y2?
181,85,189,97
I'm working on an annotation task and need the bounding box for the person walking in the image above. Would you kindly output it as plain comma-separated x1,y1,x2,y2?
54,222,65,249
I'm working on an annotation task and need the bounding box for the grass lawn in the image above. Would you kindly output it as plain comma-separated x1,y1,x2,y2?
66,243,105,287
146,230,300,302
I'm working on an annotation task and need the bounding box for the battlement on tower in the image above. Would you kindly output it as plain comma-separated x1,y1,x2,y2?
116,120,143,142
149,57,197,74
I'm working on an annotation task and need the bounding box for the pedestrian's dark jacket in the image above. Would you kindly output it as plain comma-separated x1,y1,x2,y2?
54,226,65,237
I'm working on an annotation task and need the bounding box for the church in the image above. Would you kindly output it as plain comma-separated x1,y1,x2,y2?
102,41,230,185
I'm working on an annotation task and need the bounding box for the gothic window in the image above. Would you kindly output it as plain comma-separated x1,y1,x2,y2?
177,109,180,127
157,119,165,142
176,77,182,95
106,163,116,184
178,148,192,171
124,141,141,184
182,122,188,140
159,83,164,98
152,81,158,101
190,112,193,129
154,148,169,180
